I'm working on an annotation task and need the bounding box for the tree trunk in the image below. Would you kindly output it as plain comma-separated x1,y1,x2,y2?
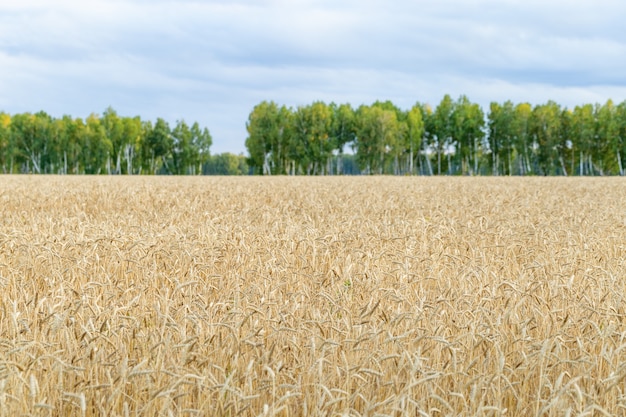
473,136,478,175
30,153,41,174
437,148,441,175
426,153,433,176
124,145,133,175
580,152,584,175
418,152,423,175
508,150,512,176
559,156,568,176
263,154,271,175
337,152,343,175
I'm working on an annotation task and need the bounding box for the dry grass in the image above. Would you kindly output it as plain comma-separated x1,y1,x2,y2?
1,176,626,416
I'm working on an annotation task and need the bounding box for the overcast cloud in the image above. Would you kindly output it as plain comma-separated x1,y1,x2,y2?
1,0,625,153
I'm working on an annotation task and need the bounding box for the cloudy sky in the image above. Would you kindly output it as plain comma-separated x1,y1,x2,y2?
1,0,625,154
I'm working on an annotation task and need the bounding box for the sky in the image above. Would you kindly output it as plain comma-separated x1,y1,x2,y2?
1,0,625,154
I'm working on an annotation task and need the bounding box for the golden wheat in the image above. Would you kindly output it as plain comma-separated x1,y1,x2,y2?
1,176,625,416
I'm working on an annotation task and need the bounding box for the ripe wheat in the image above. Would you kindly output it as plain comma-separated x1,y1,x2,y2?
0,176,625,416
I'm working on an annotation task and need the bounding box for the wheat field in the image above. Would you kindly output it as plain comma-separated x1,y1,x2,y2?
0,176,625,416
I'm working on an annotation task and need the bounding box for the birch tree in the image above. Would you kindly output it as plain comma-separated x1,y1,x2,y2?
245,101,287,175
431,95,454,175
405,104,424,175
488,101,516,175
329,103,354,175
530,102,562,175
452,95,484,175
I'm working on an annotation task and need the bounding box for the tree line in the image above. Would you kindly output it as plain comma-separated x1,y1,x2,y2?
0,107,249,175
245,97,626,176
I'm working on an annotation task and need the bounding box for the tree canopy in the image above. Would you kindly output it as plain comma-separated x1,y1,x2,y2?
245,97,626,176
0,108,222,175
3,98,626,176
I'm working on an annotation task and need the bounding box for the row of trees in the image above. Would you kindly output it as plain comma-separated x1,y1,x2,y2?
245,97,626,176
203,152,249,175
0,107,215,175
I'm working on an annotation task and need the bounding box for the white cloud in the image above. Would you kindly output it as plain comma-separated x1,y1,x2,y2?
1,0,625,153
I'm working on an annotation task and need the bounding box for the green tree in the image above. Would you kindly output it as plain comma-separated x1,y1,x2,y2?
204,153,248,175
559,109,574,176
488,101,517,175
122,116,143,174
290,105,311,175
451,95,485,175
431,94,454,175
308,101,333,174
617,101,626,176
143,118,172,174
10,112,52,173
372,101,405,175
102,107,126,174
245,101,290,175
594,100,620,175
571,104,595,175
190,122,212,175
405,104,424,175
354,104,399,174
48,116,70,174
171,120,195,175
292,102,333,175
329,103,356,175
64,116,87,174
84,113,111,174
0,112,15,173
529,102,562,175
513,103,532,175
418,103,435,175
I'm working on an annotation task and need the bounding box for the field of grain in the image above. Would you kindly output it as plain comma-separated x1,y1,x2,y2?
0,176,625,416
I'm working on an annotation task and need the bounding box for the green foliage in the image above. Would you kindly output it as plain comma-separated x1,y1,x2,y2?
405,104,424,174
171,120,194,175
451,95,485,175
529,101,562,175
245,101,287,175
0,112,16,173
84,113,111,174
354,104,399,174
488,101,516,175
244,97,626,176
0,108,212,174
4,98,626,176
203,153,248,175
191,122,212,174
